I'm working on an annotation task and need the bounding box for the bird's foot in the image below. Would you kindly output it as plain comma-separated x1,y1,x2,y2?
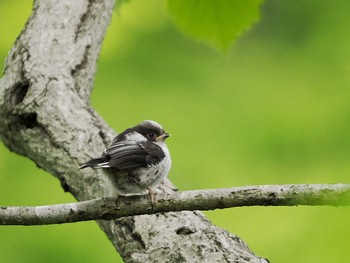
115,195,121,210
147,188,157,209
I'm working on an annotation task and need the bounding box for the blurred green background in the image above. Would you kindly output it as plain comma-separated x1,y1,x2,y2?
1,0,350,262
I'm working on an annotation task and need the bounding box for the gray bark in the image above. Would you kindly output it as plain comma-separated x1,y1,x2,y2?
1,184,350,226
0,0,267,262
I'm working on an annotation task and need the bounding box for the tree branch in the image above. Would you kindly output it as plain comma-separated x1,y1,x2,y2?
0,1,268,262
1,184,349,226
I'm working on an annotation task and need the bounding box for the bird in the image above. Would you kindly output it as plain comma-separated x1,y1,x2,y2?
80,120,171,206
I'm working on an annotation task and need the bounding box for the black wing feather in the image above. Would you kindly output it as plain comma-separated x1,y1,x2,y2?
142,143,165,164
105,141,165,170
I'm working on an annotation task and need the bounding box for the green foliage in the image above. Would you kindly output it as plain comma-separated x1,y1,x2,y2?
115,0,130,10
1,1,350,263
167,0,263,51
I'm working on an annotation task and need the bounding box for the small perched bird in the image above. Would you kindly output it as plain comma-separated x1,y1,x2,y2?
80,120,171,205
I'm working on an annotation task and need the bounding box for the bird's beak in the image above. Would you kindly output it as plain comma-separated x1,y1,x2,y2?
156,133,170,142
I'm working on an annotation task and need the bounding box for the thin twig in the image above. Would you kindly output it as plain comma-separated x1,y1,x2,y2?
1,184,349,226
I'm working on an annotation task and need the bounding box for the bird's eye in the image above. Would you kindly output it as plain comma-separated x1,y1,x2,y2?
148,132,154,138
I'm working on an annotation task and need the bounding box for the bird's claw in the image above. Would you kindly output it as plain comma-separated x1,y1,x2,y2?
147,188,157,209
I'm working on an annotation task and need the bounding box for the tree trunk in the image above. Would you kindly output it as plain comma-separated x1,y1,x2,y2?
0,0,267,262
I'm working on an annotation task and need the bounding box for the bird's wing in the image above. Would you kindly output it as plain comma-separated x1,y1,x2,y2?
105,141,165,170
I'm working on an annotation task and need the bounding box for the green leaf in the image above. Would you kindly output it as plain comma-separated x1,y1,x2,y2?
167,0,263,51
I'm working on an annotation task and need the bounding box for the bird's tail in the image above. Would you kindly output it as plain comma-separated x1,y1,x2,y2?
79,157,109,169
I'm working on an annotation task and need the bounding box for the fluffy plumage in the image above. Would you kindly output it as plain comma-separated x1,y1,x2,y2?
80,120,171,201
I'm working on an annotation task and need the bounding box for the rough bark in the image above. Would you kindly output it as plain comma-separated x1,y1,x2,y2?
1,184,350,226
0,0,267,262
